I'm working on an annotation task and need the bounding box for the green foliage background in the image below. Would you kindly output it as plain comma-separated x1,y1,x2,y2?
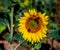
0,0,60,50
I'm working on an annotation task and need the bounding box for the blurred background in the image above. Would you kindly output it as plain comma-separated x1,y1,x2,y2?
0,0,60,50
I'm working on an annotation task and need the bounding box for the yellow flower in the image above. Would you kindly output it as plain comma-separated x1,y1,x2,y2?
19,0,30,6
24,0,29,6
18,9,48,44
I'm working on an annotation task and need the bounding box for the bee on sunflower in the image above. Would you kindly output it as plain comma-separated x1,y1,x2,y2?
18,9,49,44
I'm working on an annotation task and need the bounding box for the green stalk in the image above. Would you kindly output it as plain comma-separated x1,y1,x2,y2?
30,48,34,50
10,7,14,50
31,48,34,50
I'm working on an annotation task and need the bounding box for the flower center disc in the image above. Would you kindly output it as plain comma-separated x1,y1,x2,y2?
25,17,41,33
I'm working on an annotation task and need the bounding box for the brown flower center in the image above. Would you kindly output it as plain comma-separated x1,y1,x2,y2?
25,17,42,33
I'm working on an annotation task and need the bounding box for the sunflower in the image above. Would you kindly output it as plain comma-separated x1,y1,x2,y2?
18,9,48,44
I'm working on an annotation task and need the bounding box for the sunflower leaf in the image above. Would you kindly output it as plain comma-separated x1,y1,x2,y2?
13,33,28,45
48,29,60,40
0,0,11,8
34,42,41,49
0,18,6,33
3,33,13,43
19,3,25,8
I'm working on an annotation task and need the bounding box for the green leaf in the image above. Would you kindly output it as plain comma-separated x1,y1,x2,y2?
19,3,25,8
44,0,51,4
50,23,57,29
0,24,6,33
44,0,54,9
3,33,13,43
13,33,28,45
48,29,60,40
34,0,39,8
13,33,22,41
2,8,10,13
0,0,11,8
0,19,6,33
34,42,41,49
13,0,18,2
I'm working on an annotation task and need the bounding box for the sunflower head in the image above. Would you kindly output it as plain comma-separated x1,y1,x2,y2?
18,9,49,44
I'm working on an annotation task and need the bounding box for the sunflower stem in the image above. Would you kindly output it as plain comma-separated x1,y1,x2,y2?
10,7,14,50
30,48,34,50
32,48,34,50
